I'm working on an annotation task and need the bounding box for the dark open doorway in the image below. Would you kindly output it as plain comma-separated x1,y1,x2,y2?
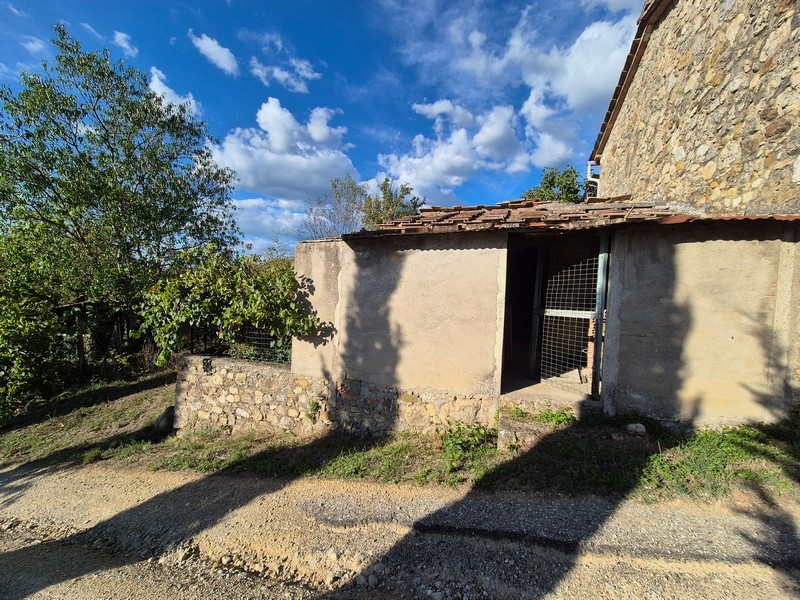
502,232,608,401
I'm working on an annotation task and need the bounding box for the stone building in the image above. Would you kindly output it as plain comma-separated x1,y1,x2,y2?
593,0,799,214
176,0,799,435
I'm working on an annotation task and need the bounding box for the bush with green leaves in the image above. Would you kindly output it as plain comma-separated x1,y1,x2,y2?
139,246,320,365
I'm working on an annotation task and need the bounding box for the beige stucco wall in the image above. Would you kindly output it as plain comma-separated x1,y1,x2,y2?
599,0,800,214
292,232,507,397
602,221,800,427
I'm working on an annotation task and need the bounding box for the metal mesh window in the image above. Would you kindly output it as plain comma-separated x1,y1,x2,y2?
544,242,599,312
540,316,595,390
539,239,600,394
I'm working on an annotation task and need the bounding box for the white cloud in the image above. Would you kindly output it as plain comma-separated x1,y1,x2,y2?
307,107,347,145
80,23,104,40
20,35,46,55
112,31,138,58
529,132,574,168
211,97,356,201
549,17,637,111
249,55,320,93
377,0,639,190
379,128,481,195
583,0,645,13
188,30,239,76
148,67,202,116
473,106,521,159
7,3,28,17
412,100,474,134
233,197,307,243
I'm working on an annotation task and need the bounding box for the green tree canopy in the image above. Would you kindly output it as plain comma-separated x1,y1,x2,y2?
298,174,423,239
522,166,584,204
362,177,423,230
0,24,239,311
0,25,240,418
139,246,320,365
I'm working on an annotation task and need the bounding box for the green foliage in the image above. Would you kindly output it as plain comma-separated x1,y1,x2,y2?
299,175,423,239
438,421,497,475
298,174,368,239
139,245,320,365
639,426,796,497
522,166,584,203
305,399,321,423
0,25,238,419
533,407,577,427
509,406,528,419
361,177,424,230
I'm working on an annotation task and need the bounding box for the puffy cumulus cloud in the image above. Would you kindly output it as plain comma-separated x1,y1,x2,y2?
188,30,239,76
307,107,347,145
473,106,520,159
412,100,473,135
211,97,356,201
529,132,574,168
378,1,640,182
380,102,536,198
148,67,201,116
112,31,138,57
379,128,479,195
249,56,320,93
232,197,307,245
548,17,637,111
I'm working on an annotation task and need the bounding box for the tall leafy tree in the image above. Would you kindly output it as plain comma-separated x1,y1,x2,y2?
0,24,239,311
362,177,423,230
522,166,584,204
0,25,239,416
298,175,423,239
297,174,368,240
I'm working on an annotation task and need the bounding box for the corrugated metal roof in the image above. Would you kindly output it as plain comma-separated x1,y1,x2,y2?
338,198,800,240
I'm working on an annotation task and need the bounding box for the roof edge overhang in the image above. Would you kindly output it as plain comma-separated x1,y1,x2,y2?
590,0,677,163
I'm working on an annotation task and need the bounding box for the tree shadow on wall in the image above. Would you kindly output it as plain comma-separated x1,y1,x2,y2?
0,244,407,599
725,305,800,587
316,231,698,599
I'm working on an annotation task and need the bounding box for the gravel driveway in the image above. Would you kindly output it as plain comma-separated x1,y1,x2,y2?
0,462,798,599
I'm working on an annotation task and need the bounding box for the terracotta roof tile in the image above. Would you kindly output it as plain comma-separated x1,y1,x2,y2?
335,198,800,241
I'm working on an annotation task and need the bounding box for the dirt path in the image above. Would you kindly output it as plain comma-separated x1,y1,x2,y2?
1,462,799,599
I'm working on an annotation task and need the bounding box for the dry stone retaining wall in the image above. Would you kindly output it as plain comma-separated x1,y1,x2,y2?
175,356,498,436
599,0,800,214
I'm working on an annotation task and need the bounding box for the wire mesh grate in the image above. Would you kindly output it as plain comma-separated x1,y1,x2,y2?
189,326,291,364
539,240,600,393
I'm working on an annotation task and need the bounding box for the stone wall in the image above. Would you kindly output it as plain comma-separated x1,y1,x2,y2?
599,0,800,214
175,356,330,435
175,356,498,436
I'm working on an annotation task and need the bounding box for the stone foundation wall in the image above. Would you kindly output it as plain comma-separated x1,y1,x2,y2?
175,356,498,436
599,0,800,214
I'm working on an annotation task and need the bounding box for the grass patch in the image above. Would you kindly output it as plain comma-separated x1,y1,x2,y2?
3,374,799,502
0,371,176,467
639,424,799,498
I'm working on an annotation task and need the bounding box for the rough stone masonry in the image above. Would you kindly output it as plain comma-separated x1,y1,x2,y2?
175,356,498,436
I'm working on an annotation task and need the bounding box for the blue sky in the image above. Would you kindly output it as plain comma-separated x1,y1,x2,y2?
0,0,644,249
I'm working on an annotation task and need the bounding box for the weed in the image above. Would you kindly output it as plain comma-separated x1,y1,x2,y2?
510,406,528,419
437,421,497,477
82,447,104,464
533,408,577,427
305,399,321,423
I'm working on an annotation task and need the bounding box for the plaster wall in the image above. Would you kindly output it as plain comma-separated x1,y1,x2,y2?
599,0,800,214
292,232,507,397
602,222,800,427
